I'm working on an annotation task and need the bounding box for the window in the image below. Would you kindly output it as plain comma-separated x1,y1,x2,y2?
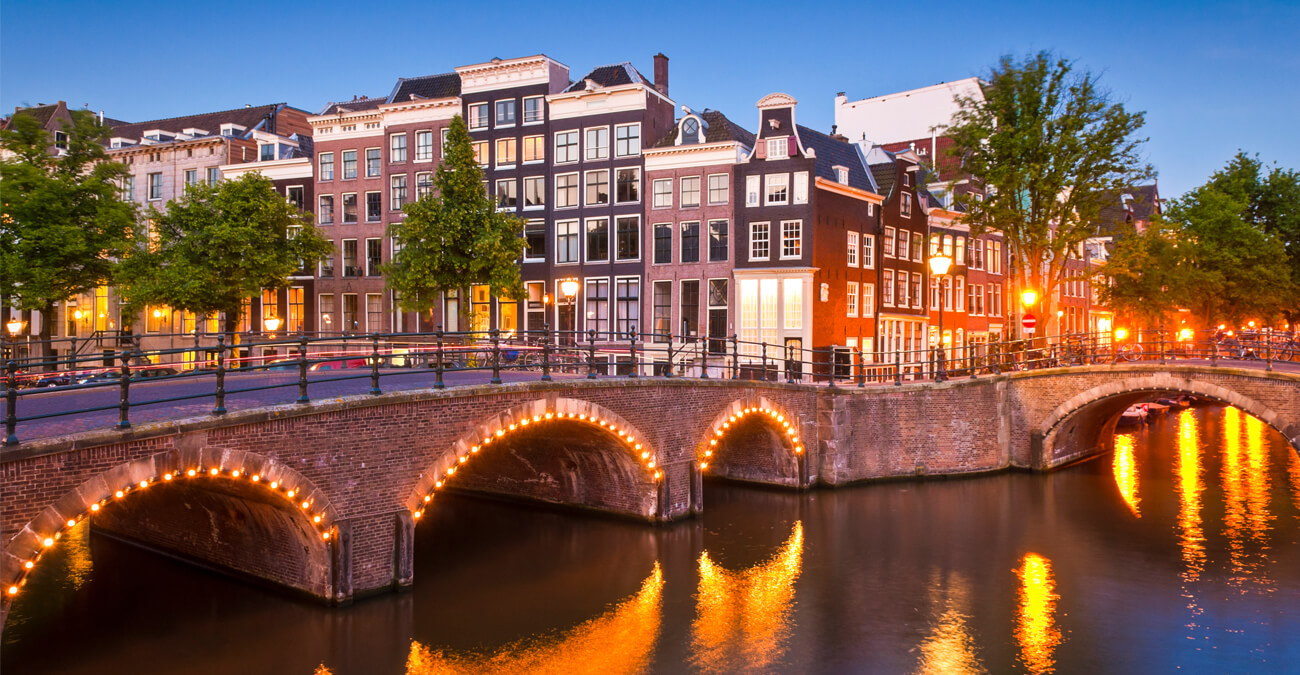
836,167,849,184
680,176,701,208
615,168,640,203
767,137,789,160
653,178,672,208
555,131,578,164
746,175,760,207
930,233,941,257
898,272,910,308
366,148,381,177
654,223,672,264
524,282,546,332
207,167,220,185
495,138,517,166
943,234,954,257
912,233,923,262
260,144,276,162
972,239,984,270
523,135,544,163
556,220,579,264
956,236,966,265
391,175,407,209
318,196,334,224
319,294,335,333
680,117,701,144
897,229,910,260
765,174,788,205
882,270,894,306
366,191,382,221
847,281,859,317
585,127,609,160
523,220,546,262
901,194,912,217
320,247,335,277
366,294,383,332
708,174,728,204
54,130,68,150
930,277,941,310
342,240,359,277
366,238,382,276
903,172,912,187
749,222,770,260
317,152,335,181
883,227,896,257
286,186,304,210
680,221,700,263
708,220,728,262
615,216,639,261
523,176,545,208
780,220,802,259
615,278,639,336
523,96,544,124
184,169,198,186
863,235,875,268
415,131,433,162
956,277,965,312
707,279,728,351
390,134,407,163
342,150,357,179
615,123,640,157
585,218,609,262
911,273,923,309
416,172,433,199
342,294,358,331
585,279,609,336
863,283,875,317
468,102,488,130
943,277,953,311
472,141,488,166
495,99,516,126
585,170,609,205
783,279,802,329
495,178,516,208
555,173,579,208
680,280,699,337
653,281,672,342
441,128,450,157
342,193,357,223
847,232,859,267
793,172,808,204
147,172,162,200
121,175,135,201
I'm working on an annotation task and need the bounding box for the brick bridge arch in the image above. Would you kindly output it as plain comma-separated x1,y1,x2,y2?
696,396,809,489
3,447,340,621
407,397,664,521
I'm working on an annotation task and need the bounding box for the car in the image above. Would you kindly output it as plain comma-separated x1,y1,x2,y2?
309,357,369,371
27,373,73,388
263,358,299,372
75,370,122,385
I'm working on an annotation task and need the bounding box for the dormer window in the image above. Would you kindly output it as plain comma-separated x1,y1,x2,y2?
183,128,208,137
54,131,68,150
220,123,245,137
680,117,701,145
766,137,789,160
260,144,277,162
903,172,912,187
835,166,849,184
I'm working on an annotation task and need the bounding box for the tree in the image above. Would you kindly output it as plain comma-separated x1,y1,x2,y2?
383,114,525,332
946,51,1153,334
116,172,332,339
0,109,136,351
1096,222,1199,328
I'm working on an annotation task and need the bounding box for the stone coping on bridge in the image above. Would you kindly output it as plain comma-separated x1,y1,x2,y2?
5,363,1295,465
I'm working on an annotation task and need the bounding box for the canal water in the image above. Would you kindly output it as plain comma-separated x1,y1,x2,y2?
4,405,1299,674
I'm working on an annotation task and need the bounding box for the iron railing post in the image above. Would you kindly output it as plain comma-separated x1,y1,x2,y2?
858,348,866,387
1210,330,1218,367
731,334,739,379
490,329,502,384
5,360,18,445
116,360,131,430
370,334,382,395
434,326,445,389
627,324,638,378
297,336,310,403
541,323,552,382
587,329,597,379
700,335,709,379
992,342,1001,375
894,349,902,386
761,342,769,382
1158,328,1167,365
213,335,227,414
1266,332,1273,372
936,345,947,383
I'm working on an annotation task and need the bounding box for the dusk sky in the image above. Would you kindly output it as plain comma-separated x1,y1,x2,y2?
3,0,1297,198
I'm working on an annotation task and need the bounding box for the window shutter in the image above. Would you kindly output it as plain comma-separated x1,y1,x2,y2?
755,142,766,159
787,136,797,157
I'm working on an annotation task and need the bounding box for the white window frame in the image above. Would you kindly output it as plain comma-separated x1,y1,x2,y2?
614,123,641,157
766,137,789,160
584,126,609,161
584,169,610,206
863,234,875,269
523,175,545,210
749,222,770,261
680,175,701,209
847,231,859,267
765,173,789,206
522,96,545,125
555,220,580,265
554,130,579,164
863,283,875,317
554,172,579,209
779,220,802,260
652,178,672,209
415,130,434,162
793,171,808,204
707,173,729,205
390,133,407,163
494,99,516,128
468,102,489,130
746,175,760,207
847,281,859,317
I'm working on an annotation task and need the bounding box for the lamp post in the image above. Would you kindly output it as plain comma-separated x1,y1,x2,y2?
559,278,579,345
5,317,22,363
928,255,952,382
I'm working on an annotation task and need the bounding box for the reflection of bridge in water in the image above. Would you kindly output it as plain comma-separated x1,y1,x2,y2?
3,363,1298,622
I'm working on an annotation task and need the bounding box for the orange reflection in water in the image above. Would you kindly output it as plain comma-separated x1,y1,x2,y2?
402,562,664,675
913,573,985,674
1014,553,1062,675
1176,410,1206,582
1112,433,1140,517
691,521,804,674
1220,407,1274,590
1288,449,1300,518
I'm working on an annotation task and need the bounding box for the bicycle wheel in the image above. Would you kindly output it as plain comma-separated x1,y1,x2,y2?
1119,343,1143,362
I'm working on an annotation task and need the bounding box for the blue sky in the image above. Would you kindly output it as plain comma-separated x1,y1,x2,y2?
3,0,1297,198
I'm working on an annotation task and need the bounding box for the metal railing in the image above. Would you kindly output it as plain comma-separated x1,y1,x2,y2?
2,326,1296,446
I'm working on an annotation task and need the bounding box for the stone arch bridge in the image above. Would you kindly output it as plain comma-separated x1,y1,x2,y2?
2,364,1296,620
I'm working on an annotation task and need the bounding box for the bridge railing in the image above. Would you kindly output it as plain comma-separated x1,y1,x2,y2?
2,326,1296,445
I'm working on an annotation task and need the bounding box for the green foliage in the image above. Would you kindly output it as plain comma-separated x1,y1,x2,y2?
947,51,1153,326
383,114,525,326
1097,222,1200,326
0,109,136,339
116,172,332,331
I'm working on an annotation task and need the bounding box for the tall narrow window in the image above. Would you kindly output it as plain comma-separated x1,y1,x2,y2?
343,240,358,277
416,172,433,199
495,178,516,208
366,294,383,332
319,294,335,333
680,221,700,263
654,223,672,264
680,280,699,337
415,131,433,161
746,175,760,207
585,279,609,336
783,279,802,329
366,238,382,276
585,218,609,263
585,127,609,160
523,176,545,208
390,134,407,162
555,173,578,208
524,220,546,262
318,195,334,224
708,220,728,262
615,216,639,261
847,232,859,267
780,220,802,259
555,131,578,163
495,138,517,166
556,221,579,264
708,174,729,204
342,294,358,331
707,279,728,353
366,148,381,177
793,172,808,204
680,176,701,208
750,222,770,260
616,168,640,203
615,278,639,337
342,150,356,179
392,175,408,209
366,191,382,221
585,170,609,205
863,283,875,317
847,281,859,317
653,281,672,342
342,194,357,223
615,124,640,157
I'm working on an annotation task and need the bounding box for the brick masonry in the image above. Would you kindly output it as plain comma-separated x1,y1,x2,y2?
3,365,1297,617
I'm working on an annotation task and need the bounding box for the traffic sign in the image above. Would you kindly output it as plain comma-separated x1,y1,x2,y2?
1022,313,1037,333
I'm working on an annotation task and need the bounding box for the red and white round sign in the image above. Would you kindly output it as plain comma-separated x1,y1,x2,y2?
1022,313,1037,330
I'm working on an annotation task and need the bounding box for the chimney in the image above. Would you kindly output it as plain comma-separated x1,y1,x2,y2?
653,53,669,97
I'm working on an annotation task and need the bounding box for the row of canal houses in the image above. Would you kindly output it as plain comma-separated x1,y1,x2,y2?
32,53,1030,378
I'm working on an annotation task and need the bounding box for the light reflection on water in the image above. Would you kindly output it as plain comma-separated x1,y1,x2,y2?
1221,407,1276,591
1112,433,1141,517
1014,552,1062,675
913,572,985,674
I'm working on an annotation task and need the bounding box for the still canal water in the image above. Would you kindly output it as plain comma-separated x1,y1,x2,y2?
5,404,1300,674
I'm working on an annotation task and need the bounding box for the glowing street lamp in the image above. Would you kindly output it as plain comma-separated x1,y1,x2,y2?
560,279,580,298
263,316,282,334
1020,289,1038,309
928,255,953,382
5,318,21,337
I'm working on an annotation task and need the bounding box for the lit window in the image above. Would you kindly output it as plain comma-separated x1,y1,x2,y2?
496,137,517,166
522,135,544,163
468,103,488,130
780,220,802,259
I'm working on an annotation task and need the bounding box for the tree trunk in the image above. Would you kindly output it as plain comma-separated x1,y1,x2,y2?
223,305,242,367
458,285,472,336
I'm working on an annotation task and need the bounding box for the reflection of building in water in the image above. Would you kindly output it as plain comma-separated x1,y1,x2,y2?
1014,552,1061,675
913,572,985,674
1221,407,1275,590
1112,433,1140,517
1288,449,1300,518
1175,409,1206,631
401,563,663,675
691,521,804,674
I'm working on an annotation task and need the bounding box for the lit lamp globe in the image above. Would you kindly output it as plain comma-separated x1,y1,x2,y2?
5,318,21,337
1020,289,1038,308
264,317,282,333
928,255,952,276
560,279,580,298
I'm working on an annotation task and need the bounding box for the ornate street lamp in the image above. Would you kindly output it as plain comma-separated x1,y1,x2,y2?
264,316,282,335
929,255,952,382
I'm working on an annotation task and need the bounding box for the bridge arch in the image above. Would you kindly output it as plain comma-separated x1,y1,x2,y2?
1036,374,1298,469
697,398,806,488
406,397,661,519
3,448,338,607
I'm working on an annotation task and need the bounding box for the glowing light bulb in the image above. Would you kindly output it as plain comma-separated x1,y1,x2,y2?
322,532,331,540
270,481,278,489
710,439,717,446
115,490,124,498
209,468,218,476
164,473,173,481
423,495,431,503
795,446,803,453
24,561,34,569
641,451,650,459
301,500,310,509
654,471,662,480
509,424,516,431
635,443,642,450
66,519,76,528
484,437,491,444
252,474,261,482
471,446,479,453
701,462,709,469
139,480,148,488
435,481,443,488
286,490,296,498
313,515,321,523
545,413,553,419
705,450,712,457
42,537,53,547
7,586,16,595
90,503,100,512
533,414,541,422
579,414,586,420
448,467,456,475
723,422,730,429
496,430,504,437
231,470,240,478
458,456,466,463
413,511,422,518
648,461,656,469
187,469,197,477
